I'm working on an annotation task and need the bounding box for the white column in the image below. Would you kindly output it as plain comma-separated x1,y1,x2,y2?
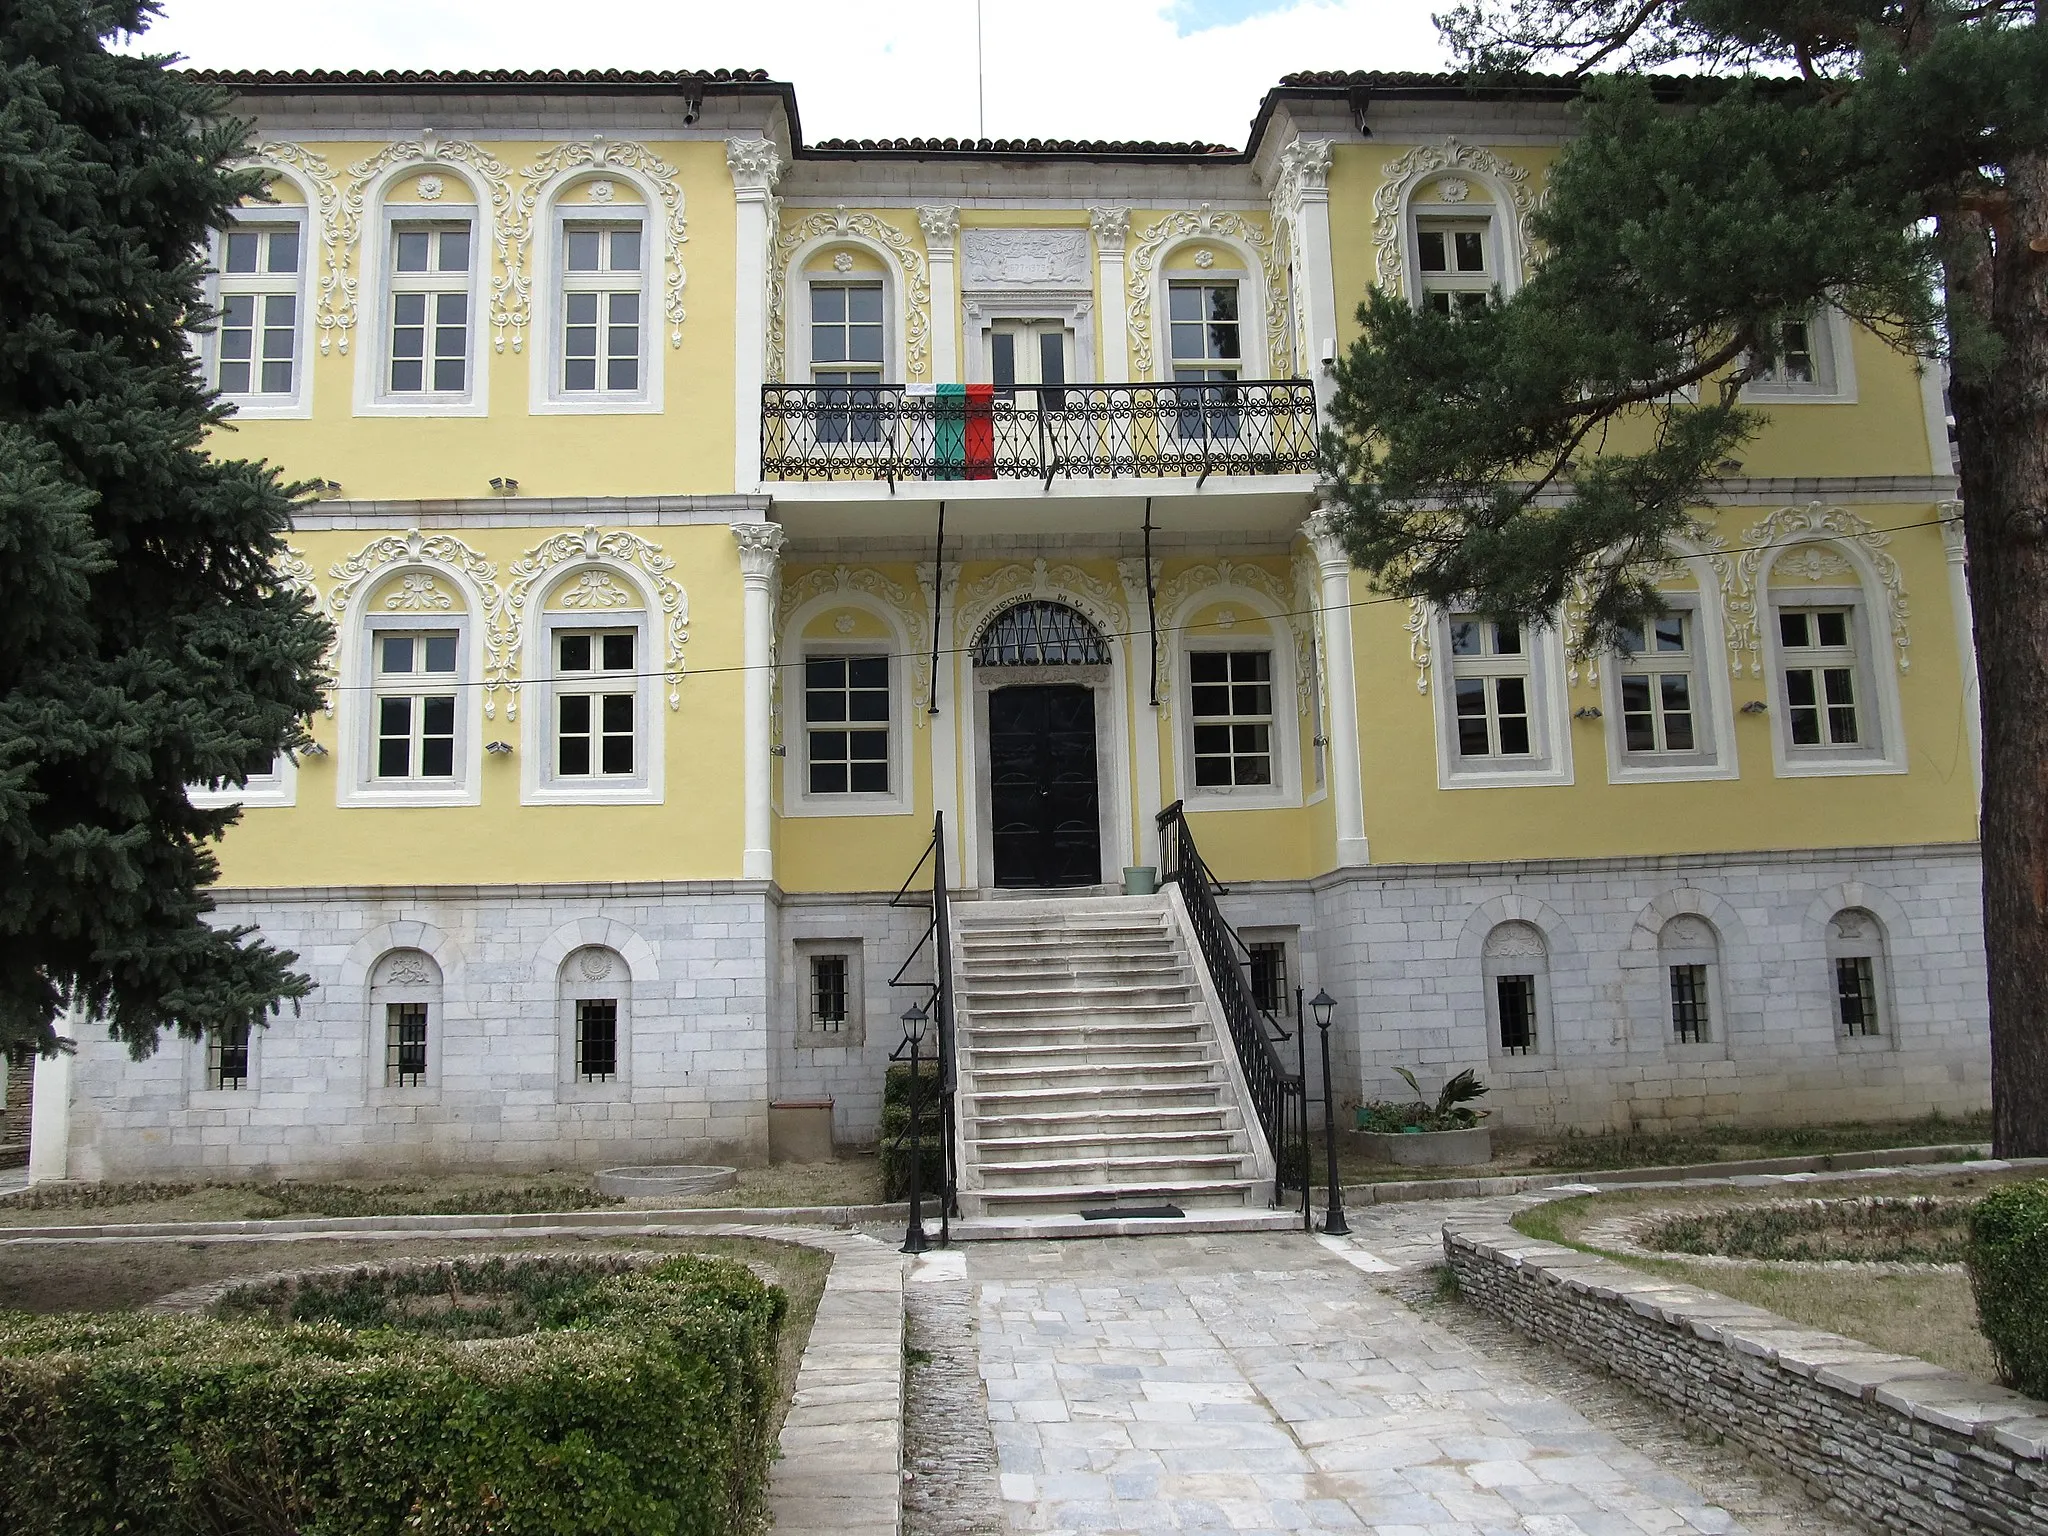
1306,508,1369,866
734,521,785,881
27,1035,73,1184
918,207,961,385
1117,557,1164,866
1273,139,1336,405
1090,209,1131,381
1942,501,1981,800
727,138,783,491
919,561,962,868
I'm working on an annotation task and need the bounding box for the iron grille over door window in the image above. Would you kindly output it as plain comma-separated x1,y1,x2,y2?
385,1002,428,1086
1670,964,1711,1043
1247,942,1288,1016
576,998,618,1081
1837,956,1881,1037
1497,975,1538,1053
973,602,1110,667
810,954,849,1033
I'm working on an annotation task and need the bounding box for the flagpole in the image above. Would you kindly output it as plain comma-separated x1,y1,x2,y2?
976,0,986,141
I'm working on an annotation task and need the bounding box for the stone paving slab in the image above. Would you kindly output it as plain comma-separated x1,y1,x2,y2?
968,1231,1749,1535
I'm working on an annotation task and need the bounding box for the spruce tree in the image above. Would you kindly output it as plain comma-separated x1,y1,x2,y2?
0,0,328,1057
1320,2,2048,1152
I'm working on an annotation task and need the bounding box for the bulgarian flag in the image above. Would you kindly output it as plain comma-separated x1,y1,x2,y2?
922,383,996,480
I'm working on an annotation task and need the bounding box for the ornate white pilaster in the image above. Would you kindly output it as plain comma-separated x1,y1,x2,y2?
1090,208,1132,382
917,561,963,868
728,139,783,490
917,207,961,385
1305,508,1369,866
1941,500,1981,799
734,521,786,880
1116,557,1166,861
1270,139,1336,404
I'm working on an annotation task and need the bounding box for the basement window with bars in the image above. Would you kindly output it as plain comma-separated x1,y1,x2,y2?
1246,940,1289,1017
1483,921,1548,1059
1669,964,1711,1044
576,999,619,1082
1496,976,1538,1055
796,942,864,1047
385,1003,428,1087
1828,907,1888,1040
205,1023,251,1091
811,955,849,1033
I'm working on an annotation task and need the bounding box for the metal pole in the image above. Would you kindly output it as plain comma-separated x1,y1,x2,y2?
902,1025,930,1254
1317,1012,1349,1236
1296,985,1311,1233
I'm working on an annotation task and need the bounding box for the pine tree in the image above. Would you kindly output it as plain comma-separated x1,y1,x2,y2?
0,0,329,1057
1321,2,2048,1153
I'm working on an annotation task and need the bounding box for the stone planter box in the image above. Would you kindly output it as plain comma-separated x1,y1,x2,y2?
1357,1127,1492,1167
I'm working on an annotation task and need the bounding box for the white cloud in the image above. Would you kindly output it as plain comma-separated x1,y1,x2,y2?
136,0,1447,146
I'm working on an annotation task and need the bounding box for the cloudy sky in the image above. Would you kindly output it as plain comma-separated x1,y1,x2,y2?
133,0,1450,148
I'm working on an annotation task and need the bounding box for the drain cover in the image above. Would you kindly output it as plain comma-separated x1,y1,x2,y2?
1078,1204,1185,1221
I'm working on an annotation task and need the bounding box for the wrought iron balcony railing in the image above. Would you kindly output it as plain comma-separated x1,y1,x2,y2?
761,379,1319,485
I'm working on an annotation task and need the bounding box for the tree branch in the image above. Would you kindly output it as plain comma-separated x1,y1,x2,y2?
1535,331,1752,429
1564,0,1673,78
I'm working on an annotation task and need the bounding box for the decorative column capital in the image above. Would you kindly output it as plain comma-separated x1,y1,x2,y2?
1303,508,1349,575
1273,137,1334,215
1939,499,1967,561
916,205,961,245
725,137,783,199
1089,207,1131,253
733,520,786,581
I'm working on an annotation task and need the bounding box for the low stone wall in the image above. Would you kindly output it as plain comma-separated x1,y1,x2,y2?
1445,1220,2048,1535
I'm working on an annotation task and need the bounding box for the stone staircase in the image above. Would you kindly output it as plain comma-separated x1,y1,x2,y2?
950,892,1273,1218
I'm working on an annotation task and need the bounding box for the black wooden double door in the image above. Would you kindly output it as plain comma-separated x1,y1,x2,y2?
989,685,1101,888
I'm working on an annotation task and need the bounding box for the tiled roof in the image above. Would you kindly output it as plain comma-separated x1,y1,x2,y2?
807,136,1236,157
185,68,772,86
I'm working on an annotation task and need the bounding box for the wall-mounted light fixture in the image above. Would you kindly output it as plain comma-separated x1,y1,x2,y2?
1741,700,1769,714
488,476,520,494
298,741,330,758
310,479,343,499
485,740,514,756
1573,706,1603,720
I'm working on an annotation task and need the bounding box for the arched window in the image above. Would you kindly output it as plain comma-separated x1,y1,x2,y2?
561,946,630,1085
1827,908,1889,1039
346,564,480,807
533,173,660,414
1659,916,1723,1045
1482,921,1549,1057
1404,172,1517,318
973,601,1110,667
370,949,442,1089
1757,525,1906,776
362,165,489,414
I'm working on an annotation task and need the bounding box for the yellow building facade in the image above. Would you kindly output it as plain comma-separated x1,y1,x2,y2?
40,69,1986,1180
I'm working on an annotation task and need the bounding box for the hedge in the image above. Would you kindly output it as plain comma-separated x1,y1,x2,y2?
0,1254,786,1536
1968,1179,2048,1398
880,1060,946,1202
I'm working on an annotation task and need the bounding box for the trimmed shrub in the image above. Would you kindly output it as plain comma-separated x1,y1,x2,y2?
880,1060,945,1202
1969,1179,2048,1396
0,1254,786,1535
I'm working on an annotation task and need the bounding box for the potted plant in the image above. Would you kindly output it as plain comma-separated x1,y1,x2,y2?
1354,1067,1493,1167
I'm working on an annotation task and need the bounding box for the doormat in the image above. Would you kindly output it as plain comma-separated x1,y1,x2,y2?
1079,1204,1185,1221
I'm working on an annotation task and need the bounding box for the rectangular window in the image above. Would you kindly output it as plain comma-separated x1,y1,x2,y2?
1416,218,1491,317
576,998,619,1081
1449,615,1534,758
373,630,459,781
1779,607,1862,748
216,223,301,397
1670,964,1711,1043
388,222,472,396
1169,281,1241,440
562,222,642,394
1246,941,1288,1016
805,655,890,794
1752,314,1837,392
1837,956,1882,1038
812,282,885,444
1190,650,1274,788
555,630,637,779
810,954,849,1033
1497,975,1538,1054
1616,612,1699,755
385,1002,428,1087
205,1023,251,1090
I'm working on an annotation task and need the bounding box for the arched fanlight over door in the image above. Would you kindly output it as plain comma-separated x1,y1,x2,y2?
973,601,1111,667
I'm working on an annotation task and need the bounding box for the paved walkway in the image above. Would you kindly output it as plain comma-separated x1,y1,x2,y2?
968,1231,1746,1536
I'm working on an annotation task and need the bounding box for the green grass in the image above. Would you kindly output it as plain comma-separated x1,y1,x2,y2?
1523,1110,1992,1171
1646,1197,1970,1264
0,1176,621,1221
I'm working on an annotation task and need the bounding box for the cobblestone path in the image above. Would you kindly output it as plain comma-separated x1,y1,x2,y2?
968,1231,1762,1536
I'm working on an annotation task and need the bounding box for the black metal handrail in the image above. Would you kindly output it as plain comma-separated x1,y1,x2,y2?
889,811,958,1223
1156,800,1309,1212
762,379,1318,485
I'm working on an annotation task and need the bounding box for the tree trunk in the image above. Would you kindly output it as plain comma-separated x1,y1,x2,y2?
1946,147,2048,1157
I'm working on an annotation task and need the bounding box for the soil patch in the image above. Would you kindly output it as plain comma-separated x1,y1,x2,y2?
1644,1195,1972,1264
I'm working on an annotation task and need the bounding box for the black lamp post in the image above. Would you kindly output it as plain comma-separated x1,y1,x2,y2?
1310,988,1349,1236
900,1000,931,1255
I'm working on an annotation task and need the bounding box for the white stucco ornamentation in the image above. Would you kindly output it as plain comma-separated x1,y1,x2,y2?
241,142,344,353
1730,504,1911,677
1126,205,1289,378
769,208,932,383
385,573,453,611
1152,558,1314,719
779,565,935,726
916,205,961,242
328,530,505,714
962,228,1091,289
503,525,690,714
1405,597,1433,695
1372,139,1540,299
1088,207,1131,250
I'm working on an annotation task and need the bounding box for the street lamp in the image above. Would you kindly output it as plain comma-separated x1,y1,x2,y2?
1309,988,1349,1236
900,1000,931,1255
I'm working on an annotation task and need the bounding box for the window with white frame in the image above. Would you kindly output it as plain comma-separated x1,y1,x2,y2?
1748,313,1845,396
812,282,885,444
386,221,473,397
1416,218,1493,317
214,221,302,400
1169,281,1241,439
1613,608,1718,767
560,221,643,396
372,629,459,782
560,945,629,1087
1827,908,1888,1040
1482,921,1549,1058
553,629,637,780
1659,916,1722,1046
990,319,1071,406
1777,605,1868,754
1449,615,1534,759
1189,649,1274,789
805,654,890,795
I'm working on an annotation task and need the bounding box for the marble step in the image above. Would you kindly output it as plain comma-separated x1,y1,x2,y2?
966,1081,1231,1114
968,1059,1223,1091
978,1153,1252,1189
977,1177,1262,1213
968,1105,1239,1137
970,1129,1247,1163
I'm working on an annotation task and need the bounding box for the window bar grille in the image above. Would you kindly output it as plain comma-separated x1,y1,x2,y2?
386,1002,428,1087
1836,957,1881,1037
207,1023,251,1090
1670,964,1710,1044
811,955,849,1033
1497,976,1538,1054
576,998,618,1081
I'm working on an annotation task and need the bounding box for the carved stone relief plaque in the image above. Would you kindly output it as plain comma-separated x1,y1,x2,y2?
961,228,1091,290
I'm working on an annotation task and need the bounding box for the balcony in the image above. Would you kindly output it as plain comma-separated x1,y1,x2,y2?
761,380,1319,488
